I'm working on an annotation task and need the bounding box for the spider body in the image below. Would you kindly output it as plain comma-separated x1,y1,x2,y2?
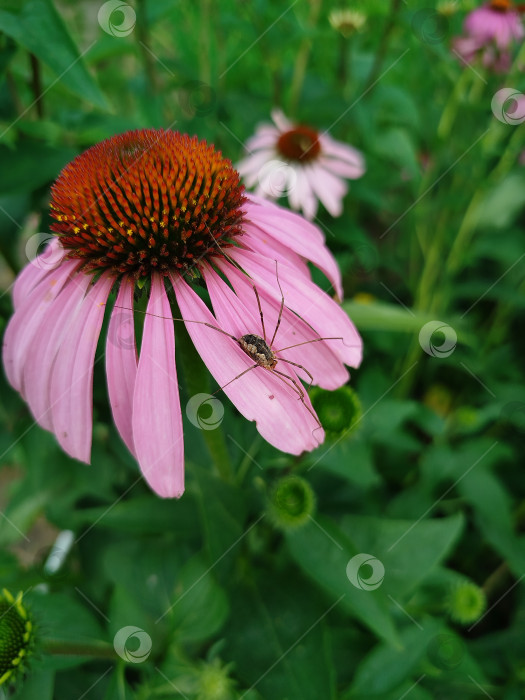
239,334,277,369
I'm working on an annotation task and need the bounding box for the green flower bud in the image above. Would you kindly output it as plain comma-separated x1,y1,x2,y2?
267,476,316,530
0,590,34,687
196,659,235,700
445,581,486,626
329,9,367,37
310,386,361,438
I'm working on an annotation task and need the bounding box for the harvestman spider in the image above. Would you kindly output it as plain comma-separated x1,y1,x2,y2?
113,262,344,432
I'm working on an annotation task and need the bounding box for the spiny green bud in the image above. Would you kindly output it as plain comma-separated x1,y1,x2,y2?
0,589,34,687
196,659,235,700
310,386,361,438
445,581,486,626
267,476,316,530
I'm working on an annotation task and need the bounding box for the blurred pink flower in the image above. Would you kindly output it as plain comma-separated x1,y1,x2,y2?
452,0,524,72
237,109,365,220
2,129,362,498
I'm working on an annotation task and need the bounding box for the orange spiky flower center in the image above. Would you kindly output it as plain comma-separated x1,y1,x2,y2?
490,0,513,11
276,126,321,163
50,129,246,278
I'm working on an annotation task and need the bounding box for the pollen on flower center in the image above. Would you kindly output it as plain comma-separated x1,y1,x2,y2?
276,126,321,162
50,129,246,277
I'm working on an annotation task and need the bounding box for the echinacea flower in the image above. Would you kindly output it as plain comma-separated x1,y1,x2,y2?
452,0,524,72
2,129,362,498
237,109,365,220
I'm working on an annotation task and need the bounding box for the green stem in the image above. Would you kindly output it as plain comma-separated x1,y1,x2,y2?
136,0,158,95
437,68,473,141
364,0,402,91
289,0,322,116
41,638,119,660
29,54,43,118
176,321,233,482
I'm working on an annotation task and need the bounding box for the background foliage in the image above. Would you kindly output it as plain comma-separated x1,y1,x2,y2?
0,0,524,698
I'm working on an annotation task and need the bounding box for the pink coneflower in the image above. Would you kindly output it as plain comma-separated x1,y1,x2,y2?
452,0,524,72
237,109,365,220
2,129,362,498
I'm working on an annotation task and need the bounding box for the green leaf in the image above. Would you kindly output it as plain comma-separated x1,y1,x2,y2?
340,513,464,599
472,173,525,230
350,618,442,695
0,0,106,108
308,435,381,489
286,518,399,646
224,575,336,700
170,555,229,643
0,142,77,194
12,670,55,700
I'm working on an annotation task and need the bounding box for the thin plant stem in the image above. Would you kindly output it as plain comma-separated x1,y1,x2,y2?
289,0,322,116
29,54,43,118
136,0,158,95
364,0,403,92
41,638,119,660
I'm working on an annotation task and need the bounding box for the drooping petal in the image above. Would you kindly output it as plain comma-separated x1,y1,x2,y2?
22,273,93,432
271,108,293,132
304,164,348,219
106,277,137,456
245,198,343,299
237,149,278,185
240,223,311,282
245,194,325,244
49,274,114,462
290,166,318,220
224,250,363,369
210,262,349,390
12,239,65,310
3,259,79,391
132,274,184,498
172,273,324,454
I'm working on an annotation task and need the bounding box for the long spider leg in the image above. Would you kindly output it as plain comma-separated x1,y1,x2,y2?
208,363,259,397
271,368,322,430
276,358,314,391
252,284,267,342
270,261,285,348
109,304,238,342
274,336,344,353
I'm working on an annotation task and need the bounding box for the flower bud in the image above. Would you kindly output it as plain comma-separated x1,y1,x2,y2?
0,590,34,687
445,581,486,626
329,9,367,37
267,476,316,530
310,386,362,438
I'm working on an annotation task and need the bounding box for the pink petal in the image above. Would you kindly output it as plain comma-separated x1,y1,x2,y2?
290,166,318,220
245,198,343,299
106,278,138,457
237,149,277,185
271,108,293,132
13,239,65,310
304,164,348,218
319,136,365,176
3,260,79,391
224,250,363,369
172,273,324,454
49,274,114,462
22,273,93,432
210,262,349,390
245,194,325,245
132,274,184,498
240,223,311,282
